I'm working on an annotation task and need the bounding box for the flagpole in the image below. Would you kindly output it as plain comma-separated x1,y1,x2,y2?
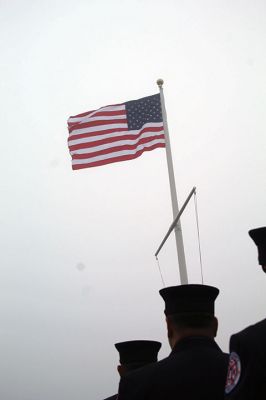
157,79,188,285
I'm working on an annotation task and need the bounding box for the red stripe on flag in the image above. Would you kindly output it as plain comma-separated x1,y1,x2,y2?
90,110,126,117
68,118,127,133
72,143,166,170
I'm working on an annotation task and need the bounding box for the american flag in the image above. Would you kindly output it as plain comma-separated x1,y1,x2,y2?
67,94,165,170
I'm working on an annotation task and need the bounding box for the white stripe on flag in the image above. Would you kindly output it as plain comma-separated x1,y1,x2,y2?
68,105,125,124
70,131,165,155
76,114,126,123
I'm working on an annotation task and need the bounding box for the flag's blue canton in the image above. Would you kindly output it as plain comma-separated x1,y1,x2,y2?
126,94,162,130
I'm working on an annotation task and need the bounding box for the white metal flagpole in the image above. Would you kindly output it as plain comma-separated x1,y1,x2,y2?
157,78,188,285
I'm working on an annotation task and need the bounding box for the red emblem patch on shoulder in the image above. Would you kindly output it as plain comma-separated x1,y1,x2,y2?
225,352,241,394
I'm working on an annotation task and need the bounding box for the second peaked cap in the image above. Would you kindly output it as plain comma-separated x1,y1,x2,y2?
159,284,219,316
115,340,161,364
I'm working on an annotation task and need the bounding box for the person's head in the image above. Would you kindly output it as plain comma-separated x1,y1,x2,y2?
114,340,161,377
249,227,266,272
159,284,219,348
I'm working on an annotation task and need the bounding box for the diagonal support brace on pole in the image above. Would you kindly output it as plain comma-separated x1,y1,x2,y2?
155,187,196,259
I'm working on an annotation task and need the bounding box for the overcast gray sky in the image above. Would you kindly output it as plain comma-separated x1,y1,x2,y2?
1,0,266,398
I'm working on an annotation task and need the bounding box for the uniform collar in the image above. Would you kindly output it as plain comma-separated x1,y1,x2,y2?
170,335,221,355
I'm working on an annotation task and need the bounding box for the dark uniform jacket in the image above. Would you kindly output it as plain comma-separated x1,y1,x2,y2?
118,336,228,400
225,318,266,399
103,395,117,400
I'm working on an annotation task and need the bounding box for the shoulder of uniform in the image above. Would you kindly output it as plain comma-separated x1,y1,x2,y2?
231,318,266,347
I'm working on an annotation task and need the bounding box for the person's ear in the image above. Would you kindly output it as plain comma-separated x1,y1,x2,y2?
212,317,218,337
117,364,126,377
166,316,174,340
166,316,177,349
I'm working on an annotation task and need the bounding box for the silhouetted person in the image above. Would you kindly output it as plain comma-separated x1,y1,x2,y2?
118,284,228,400
104,340,161,400
225,227,266,399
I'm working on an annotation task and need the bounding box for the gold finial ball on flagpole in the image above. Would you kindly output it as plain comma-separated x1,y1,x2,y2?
156,79,164,88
